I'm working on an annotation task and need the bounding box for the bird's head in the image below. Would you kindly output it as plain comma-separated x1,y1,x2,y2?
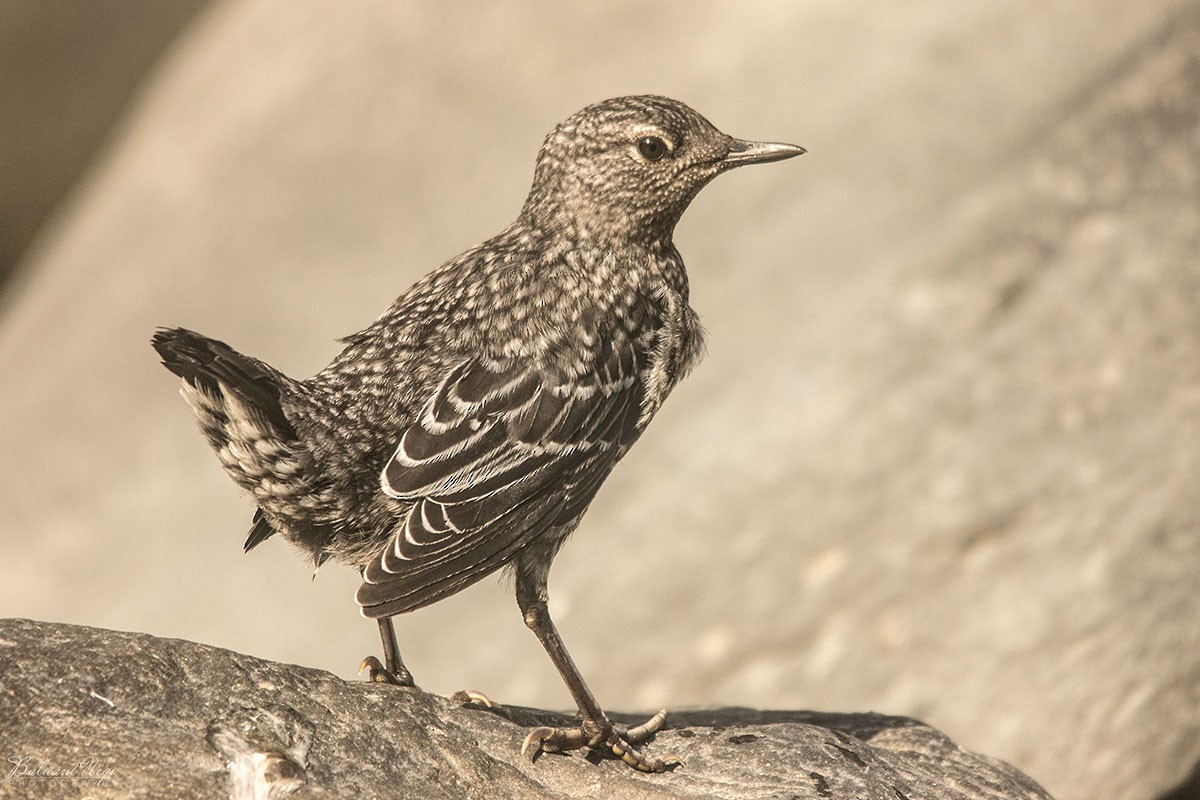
520,95,804,246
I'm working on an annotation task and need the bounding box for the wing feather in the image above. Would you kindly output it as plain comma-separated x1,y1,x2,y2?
358,341,642,617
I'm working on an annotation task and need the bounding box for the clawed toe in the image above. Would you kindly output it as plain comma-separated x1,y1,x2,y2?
357,655,415,687
521,709,679,773
449,689,497,708
618,708,668,744
521,724,587,757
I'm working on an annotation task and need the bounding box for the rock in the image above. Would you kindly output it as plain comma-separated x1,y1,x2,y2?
0,619,1051,800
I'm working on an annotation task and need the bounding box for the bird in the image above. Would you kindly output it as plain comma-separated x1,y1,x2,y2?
152,94,803,772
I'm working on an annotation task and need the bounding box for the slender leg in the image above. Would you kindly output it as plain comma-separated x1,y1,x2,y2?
515,559,678,772
364,618,494,705
359,617,415,687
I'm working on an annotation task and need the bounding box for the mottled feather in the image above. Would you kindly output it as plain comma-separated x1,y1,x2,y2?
357,338,642,615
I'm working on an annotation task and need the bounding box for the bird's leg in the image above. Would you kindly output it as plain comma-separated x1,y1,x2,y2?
359,617,416,687
362,618,494,704
515,564,678,772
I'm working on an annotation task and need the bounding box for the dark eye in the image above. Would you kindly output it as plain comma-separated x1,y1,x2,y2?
636,136,668,162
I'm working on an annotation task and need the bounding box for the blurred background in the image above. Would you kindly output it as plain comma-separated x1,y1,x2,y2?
1,2,1197,799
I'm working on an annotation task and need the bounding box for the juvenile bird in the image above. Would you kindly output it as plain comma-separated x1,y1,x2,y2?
153,95,803,772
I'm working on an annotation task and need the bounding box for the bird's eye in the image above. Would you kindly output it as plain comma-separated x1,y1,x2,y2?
636,136,669,162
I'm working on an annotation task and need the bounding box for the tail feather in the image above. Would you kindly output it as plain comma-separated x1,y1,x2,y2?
153,327,314,554
245,508,275,553
152,328,297,436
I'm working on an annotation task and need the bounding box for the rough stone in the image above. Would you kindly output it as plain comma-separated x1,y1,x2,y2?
0,619,1052,800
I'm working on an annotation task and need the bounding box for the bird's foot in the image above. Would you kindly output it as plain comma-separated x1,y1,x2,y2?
521,708,681,773
449,689,497,708
357,655,415,687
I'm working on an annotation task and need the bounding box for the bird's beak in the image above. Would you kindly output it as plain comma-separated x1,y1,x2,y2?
723,139,806,167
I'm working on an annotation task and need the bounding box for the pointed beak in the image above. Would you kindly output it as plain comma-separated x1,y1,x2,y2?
723,138,806,167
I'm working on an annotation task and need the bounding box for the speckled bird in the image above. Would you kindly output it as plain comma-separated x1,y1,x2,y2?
153,95,803,772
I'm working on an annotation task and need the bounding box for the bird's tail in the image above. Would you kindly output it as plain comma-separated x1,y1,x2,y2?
152,328,295,425
152,327,311,552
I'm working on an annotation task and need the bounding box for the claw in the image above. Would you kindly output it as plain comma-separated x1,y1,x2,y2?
357,655,414,686
522,724,587,759
358,655,385,679
450,689,496,708
521,726,554,760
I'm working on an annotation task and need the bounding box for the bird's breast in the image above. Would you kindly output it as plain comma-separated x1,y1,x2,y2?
634,285,704,429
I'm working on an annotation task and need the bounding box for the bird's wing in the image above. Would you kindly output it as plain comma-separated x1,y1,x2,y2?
356,337,643,618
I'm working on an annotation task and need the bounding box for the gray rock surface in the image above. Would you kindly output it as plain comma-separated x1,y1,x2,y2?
0,3,1197,800
0,619,1052,800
